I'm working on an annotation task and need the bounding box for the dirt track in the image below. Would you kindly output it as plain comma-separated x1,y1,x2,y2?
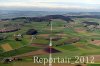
30,43,48,48
13,49,49,58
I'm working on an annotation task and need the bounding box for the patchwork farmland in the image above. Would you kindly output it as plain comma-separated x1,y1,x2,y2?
0,15,100,66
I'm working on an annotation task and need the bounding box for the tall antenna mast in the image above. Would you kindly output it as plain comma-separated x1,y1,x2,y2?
49,20,53,66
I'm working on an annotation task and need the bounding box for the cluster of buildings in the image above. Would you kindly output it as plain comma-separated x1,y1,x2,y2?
0,28,20,33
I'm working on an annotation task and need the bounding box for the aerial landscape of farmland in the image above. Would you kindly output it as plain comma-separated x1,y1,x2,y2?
0,13,100,66
1,0,100,66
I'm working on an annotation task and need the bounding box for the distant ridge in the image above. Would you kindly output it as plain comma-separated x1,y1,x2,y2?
0,10,66,19
10,15,73,22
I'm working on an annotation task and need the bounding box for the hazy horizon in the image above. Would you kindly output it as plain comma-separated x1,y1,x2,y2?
0,0,100,12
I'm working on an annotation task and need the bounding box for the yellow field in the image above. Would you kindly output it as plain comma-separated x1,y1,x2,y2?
1,43,13,52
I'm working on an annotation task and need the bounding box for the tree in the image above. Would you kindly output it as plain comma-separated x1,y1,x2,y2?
26,29,38,35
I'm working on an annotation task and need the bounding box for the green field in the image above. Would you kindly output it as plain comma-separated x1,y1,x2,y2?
0,18,100,66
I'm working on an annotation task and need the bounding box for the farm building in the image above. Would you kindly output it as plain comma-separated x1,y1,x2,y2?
0,28,20,33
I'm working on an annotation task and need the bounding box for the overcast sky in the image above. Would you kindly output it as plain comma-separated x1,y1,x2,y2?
0,0,100,11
